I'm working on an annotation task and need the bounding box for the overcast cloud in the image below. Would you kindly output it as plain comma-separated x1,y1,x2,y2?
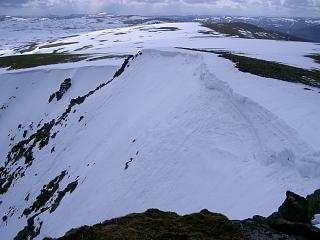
0,0,319,17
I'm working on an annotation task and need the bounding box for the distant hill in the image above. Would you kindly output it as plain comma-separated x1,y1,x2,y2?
199,16,320,43
202,22,308,41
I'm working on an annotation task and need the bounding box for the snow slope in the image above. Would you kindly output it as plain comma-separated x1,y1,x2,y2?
2,23,319,70
1,49,320,239
0,22,320,239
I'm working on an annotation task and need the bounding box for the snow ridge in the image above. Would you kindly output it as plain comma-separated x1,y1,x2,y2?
0,49,319,239
198,58,319,178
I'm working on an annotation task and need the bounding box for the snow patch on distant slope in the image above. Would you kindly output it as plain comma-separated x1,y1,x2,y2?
4,22,318,71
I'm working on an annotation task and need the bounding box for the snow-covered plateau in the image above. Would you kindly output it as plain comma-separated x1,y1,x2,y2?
0,21,319,239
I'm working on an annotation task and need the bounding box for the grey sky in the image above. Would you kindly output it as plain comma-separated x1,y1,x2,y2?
0,0,319,17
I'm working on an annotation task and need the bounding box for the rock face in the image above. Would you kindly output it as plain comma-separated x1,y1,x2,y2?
306,189,320,221
252,190,320,240
269,189,320,225
46,190,320,240
269,191,309,224
236,189,320,240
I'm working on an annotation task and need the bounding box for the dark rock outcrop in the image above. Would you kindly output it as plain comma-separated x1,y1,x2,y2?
237,215,303,240
269,191,309,224
240,189,320,240
49,78,72,103
306,189,320,221
268,189,320,224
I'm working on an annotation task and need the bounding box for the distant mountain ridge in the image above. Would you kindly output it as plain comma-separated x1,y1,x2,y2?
201,22,308,42
1,14,319,43
198,16,320,42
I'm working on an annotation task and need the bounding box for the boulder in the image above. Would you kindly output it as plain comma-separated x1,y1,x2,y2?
270,191,309,223
306,189,320,221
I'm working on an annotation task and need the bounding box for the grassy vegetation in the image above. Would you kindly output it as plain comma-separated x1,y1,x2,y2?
74,45,93,51
179,47,320,88
306,54,320,64
39,190,320,240
156,27,180,31
87,54,131,62
47,209,246,240
18,43,38,54
218,52,320,87
39,42,78,49
198,30,219,35
143,27,180,32
0,54,87,70
114,32,127,35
